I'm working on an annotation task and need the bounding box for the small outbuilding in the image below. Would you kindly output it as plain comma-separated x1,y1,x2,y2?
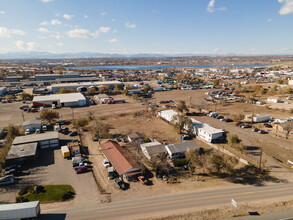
128,132,145,143
165,141,199,159
140,141,167,160
22,120,42,133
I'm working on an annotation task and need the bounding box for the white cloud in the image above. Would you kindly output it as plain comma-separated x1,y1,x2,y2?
112,18,115,22
15,41,40,51
15,40,25,49
112,29,117,33
0,11,5,15
40,19,62,26
67,28,99,38
101,11,107,16
27,42,40,51
84,15,88,19
0,27,26,38
100,27,110,33
278,0,293,15
38,27,50,33
108,38,118,43
51,34,64,39
214,48,221,52
57,43,63,47
41,0,54,2
125,22,136,29
207,0,226,13
63,14,74,20
267,18,273,22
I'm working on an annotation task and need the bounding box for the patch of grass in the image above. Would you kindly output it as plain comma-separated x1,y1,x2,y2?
17,185,75,203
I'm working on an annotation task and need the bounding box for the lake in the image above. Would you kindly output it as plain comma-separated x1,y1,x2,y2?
68,64,272,70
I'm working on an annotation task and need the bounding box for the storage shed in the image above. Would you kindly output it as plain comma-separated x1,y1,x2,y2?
5,143,38,165
22,120,42,133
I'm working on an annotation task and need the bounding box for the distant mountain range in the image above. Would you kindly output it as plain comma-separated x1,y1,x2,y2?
0,51,291,59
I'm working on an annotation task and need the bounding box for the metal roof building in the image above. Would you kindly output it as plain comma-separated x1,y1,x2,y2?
33,93,87,107
48,81,122,93
12,132,59,149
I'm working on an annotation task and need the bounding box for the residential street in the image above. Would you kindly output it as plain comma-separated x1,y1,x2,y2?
41,183,293,220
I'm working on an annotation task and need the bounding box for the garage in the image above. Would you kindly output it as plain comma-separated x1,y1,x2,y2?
12,132,59,149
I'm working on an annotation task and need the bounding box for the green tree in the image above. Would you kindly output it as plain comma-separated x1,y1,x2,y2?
40,109,60,123
227,134,241,147
6,124,21,146
20,92,33,101
172,113,190,134
72,118,89,130
176,100,189,113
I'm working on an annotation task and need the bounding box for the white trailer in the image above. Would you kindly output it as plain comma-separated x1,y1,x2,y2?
253,115,270,123
0,201,40,220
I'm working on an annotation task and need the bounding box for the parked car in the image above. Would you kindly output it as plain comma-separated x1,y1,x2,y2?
236,122,243,127
4,169,22,176
5,164,21,171
25,129,30,135
102,159,110,168
216,115,224,119
68,131,78,136
75,166,88,174
252,128,259,132
241,124,251,128
42,125,47,131
0,175,14,185
259,130,267,134
35,129,40,134
224,118,233,122
114,178,126,190
220,118,225,121
264,123,272,128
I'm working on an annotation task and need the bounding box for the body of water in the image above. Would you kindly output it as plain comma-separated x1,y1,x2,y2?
68,64,272,70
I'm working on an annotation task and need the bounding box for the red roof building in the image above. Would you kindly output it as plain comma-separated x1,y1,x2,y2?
100,140,142,178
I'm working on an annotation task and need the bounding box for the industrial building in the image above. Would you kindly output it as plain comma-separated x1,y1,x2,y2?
48,81,123,93
33,93,87,107
12,132,59,149
5,143,38,165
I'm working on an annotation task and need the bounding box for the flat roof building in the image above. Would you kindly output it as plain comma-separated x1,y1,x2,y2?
48,81,122,93
33,93,86,107
12,132,59,149
5,143,38,165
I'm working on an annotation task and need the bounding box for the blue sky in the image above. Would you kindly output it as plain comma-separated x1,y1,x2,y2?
0,0,293,55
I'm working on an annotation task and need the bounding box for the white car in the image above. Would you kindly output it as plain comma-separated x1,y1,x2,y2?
25,129,30,135
42,125,47,131
102,159,110,168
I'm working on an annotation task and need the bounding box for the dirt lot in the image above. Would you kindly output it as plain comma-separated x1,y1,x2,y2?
0,147,100,206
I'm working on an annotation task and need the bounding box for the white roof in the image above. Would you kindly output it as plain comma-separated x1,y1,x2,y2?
49,81,122,88
140,141,161,148
0,201,39,211
33,93,86,103
201,123,224,135
159,109,178,117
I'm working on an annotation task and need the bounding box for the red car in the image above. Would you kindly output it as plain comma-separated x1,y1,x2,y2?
75,166,88,174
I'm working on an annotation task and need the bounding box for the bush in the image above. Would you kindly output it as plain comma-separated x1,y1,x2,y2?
18,185,34,196
62,191,75,201
16,196,29,203
173,158,190,167
33,185,45,194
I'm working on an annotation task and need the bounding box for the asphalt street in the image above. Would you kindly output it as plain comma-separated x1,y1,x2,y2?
41,183,293,220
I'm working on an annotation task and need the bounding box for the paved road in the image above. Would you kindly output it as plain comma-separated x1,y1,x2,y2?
41,183,293,220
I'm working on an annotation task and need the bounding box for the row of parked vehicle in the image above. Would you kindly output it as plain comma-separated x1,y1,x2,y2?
0,164,22,185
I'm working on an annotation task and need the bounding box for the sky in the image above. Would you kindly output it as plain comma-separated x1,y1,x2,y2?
1,0,293,55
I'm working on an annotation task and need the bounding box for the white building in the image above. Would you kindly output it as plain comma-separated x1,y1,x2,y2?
33,93,87,107
48,81,122,93
140,141,166,160
22,120,42,132
267,97,281,103
157,110,178,123
165,142,199,159
197,123,225,143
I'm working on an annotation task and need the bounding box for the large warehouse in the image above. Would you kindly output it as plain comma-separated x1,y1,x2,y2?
33,93,87,107
12,132,59,149
5,143,38,165
47,81,123,93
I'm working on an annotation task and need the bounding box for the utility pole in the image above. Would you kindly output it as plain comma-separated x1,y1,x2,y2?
21,111,25,122
190,96,192,108
259,148,263,171
71,107,75,120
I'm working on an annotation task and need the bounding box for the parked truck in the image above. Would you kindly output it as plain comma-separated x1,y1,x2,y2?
0,201,40,220
253,115,270,123
61,146,70,158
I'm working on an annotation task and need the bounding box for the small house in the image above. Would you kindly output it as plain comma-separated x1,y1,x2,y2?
140,141,167,160
68,142,80,156
165,141,199,159
22,120,42,133
128,132,145,143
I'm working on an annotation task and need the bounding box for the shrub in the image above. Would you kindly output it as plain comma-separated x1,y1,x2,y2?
62,191,75,201
16,196,29,203
173,158,190,167
33,185,45,194
18,185,34,196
